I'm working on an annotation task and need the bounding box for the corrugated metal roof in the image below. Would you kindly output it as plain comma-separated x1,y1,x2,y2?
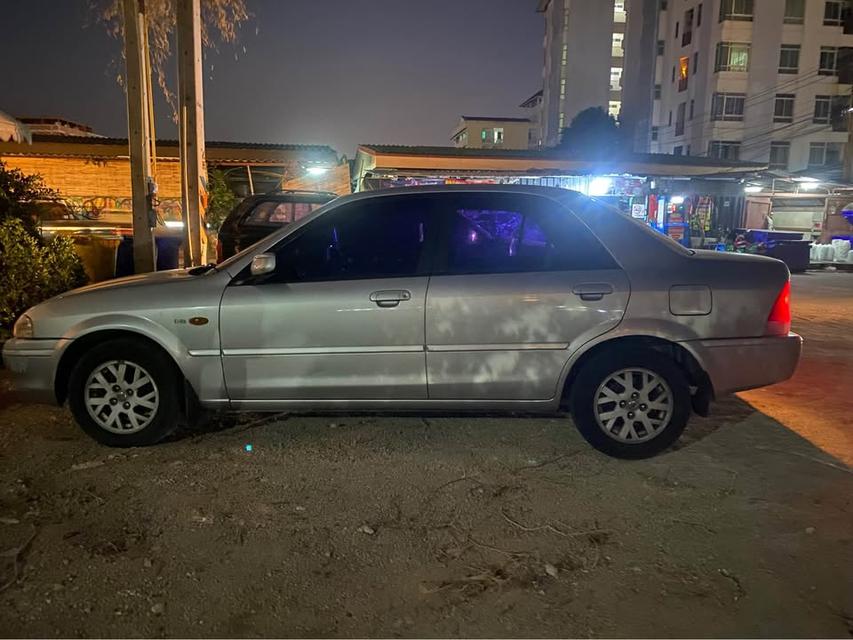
357,144,765,170
30,134,336,153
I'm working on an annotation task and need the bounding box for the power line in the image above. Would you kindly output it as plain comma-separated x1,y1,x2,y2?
654,69,831,146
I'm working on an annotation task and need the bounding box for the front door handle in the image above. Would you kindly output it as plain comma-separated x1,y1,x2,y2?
572,283,614,302
369,289,412,308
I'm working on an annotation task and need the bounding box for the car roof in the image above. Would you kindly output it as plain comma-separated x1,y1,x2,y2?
336,183,586,206
247,190,337,202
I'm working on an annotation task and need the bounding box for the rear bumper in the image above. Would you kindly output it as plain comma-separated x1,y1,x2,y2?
683,333,802,396
2,338,68,404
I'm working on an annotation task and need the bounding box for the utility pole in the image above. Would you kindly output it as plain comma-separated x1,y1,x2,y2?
845,83,853,184
177,0,207,266
122,0,156,273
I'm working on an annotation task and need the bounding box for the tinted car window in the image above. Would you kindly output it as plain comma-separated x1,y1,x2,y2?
245,200,324,226
266,196,432,283
438,194,618,275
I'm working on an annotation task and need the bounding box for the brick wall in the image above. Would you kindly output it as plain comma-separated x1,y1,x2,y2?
0,155,184,222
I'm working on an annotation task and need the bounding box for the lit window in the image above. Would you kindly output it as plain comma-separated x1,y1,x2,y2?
608,101,622,117
612,33,624,57
678,56,690,91
715,42,750,72
560,78,567,99
610,67,623,91
561,43,568,66
614,0,626,22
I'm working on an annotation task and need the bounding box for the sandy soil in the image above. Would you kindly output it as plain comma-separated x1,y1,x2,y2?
0,273,850,638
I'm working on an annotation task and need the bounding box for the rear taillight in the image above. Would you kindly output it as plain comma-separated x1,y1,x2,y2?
765,280,791,336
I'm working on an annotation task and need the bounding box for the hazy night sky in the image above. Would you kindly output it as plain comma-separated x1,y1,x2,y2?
0,0,543,156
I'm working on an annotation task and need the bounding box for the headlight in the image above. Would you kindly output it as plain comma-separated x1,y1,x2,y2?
12,315,34,339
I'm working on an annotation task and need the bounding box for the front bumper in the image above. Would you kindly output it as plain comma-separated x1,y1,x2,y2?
2,338,68,404
684,333,802,396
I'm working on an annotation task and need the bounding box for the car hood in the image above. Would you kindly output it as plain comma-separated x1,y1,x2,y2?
55,269,200,300
26,269,230,340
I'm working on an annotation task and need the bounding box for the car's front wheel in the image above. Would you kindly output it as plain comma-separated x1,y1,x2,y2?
569,348,691,459
67,338,181,447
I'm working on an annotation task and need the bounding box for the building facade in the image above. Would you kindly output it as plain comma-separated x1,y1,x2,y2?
631,0,853,172
538,0,627,147
450,116,533,149
0,135,346,223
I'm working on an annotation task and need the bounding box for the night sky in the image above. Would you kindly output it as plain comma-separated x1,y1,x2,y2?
0,0,543,156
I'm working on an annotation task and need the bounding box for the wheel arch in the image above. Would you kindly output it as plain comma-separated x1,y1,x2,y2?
560,335,713,415
55,329,188,406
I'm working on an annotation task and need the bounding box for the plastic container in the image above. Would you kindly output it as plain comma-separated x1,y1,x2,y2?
115,235,185,277
71,233,122,283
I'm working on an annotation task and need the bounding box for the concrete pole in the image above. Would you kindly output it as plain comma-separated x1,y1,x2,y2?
122,0,156,273
177,0,207,266
845,85,853,184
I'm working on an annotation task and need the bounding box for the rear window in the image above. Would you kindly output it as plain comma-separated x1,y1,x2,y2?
245,200,325,226
437,194,619,275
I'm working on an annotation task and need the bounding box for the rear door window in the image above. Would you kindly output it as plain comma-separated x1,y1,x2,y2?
436,193,618,275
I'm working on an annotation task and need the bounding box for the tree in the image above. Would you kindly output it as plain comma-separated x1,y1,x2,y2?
205,168,240,232
558,107,621,157
92,0,250,117
0,159,58,238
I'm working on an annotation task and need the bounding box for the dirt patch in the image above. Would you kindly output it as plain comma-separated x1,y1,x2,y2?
0,400,850,638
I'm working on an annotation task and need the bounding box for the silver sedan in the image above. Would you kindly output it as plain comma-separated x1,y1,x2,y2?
3,185,801,458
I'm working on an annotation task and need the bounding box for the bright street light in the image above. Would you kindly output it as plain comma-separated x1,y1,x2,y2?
588,177,612,196
306,166,328,176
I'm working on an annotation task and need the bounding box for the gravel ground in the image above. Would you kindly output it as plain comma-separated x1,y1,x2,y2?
0,273,851,638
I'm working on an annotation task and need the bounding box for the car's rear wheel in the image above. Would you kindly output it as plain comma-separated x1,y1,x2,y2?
68,338,181,447
569,348,691,459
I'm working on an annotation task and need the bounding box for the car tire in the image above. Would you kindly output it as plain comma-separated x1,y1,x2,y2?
569,348,691,459
67,338,182,447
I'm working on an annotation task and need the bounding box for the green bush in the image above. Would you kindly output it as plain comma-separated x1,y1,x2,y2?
0,159,57,237
205,168,240,233
0,218,87,339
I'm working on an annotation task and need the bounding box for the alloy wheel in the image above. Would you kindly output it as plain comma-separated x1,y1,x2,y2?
594,368,673,443
83,360,159,434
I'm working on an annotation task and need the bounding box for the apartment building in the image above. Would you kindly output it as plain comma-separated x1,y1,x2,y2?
628,0,853,172
538,0,627,147
450,116,532,150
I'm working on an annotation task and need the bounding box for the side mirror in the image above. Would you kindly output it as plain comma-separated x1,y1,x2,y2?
250,253,276,276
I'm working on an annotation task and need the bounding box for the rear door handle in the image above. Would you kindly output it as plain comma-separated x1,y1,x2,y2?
369,289,412,308
572,283,614,302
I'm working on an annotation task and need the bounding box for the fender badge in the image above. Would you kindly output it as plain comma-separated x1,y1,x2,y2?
189,316,209,326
